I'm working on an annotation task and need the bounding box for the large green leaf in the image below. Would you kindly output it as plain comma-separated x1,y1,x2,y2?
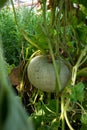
70,82,85,102
0,38,34,130
81,113,87,125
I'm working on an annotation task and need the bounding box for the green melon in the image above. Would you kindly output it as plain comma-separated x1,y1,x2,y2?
27,55,71,92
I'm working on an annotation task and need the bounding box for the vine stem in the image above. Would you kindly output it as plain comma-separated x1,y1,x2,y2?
76,46,87,67
71,45,87,85
64,99,74,130
60,96,74,130
61,96,65,130
20,29,44,52
47,38,61,119
40,24,62,92
76,102,86,113
64,110,74,130
77,67,87,77
48,41,62,91
10,0,18,26
41,23,62,126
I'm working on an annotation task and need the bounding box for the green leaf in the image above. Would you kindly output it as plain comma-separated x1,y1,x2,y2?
80,124,87,130
0,41,34,130
34,34,49,50
81,113,87,125
70,82,85,102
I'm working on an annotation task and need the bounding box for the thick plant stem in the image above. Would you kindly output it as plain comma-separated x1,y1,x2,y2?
77,67,87,77
42,0,47,24
41,24,62,123
64,110,74,130
48,41,61,92
61,96,65,130
47,40,62,126
10,0,18,26
76,46,87,67
50,5,56,26
72,45,87,85
56,97,59,118
64,99,74,130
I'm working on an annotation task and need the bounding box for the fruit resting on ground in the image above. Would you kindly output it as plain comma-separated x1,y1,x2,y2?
27,55,71,92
